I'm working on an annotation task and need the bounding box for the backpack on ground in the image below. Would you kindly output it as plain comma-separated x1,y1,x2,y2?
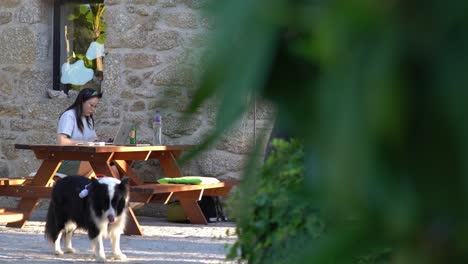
198,196,227,222
166,196,227,223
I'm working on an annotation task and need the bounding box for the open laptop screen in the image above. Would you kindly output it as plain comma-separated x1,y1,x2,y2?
111,123,132,145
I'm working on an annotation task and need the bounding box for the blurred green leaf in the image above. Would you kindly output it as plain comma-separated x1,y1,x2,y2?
191,0,468,263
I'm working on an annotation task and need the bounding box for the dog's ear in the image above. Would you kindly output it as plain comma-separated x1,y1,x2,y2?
88,177,100,190
120,177,129,186
90,177,99,185
119,177,129,193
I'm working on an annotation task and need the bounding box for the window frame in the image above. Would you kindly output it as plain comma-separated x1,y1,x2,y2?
53,0,104,93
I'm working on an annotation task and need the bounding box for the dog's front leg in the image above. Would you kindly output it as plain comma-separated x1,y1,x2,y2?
110,230,126,260
63,230,76,253
92,234,106,262
53,231,64,255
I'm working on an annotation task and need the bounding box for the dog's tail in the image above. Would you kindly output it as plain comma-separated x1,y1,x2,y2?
44,200,59,242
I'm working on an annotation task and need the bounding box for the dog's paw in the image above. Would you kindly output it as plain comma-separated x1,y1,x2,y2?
64,247,76,253
54,249,64,255
95,255,107,263
113,252,127,260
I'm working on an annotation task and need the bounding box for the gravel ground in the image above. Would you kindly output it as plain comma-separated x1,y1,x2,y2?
0,210,238,264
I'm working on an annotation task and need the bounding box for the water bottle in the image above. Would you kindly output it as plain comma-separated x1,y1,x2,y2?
152,110,162,145
129,122,137,144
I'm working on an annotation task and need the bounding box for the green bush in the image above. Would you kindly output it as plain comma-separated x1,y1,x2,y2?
227,139,394,264
228,138,325,264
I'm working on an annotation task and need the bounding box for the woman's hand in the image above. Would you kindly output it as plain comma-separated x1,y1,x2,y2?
88,137,99,142
56,133,76,145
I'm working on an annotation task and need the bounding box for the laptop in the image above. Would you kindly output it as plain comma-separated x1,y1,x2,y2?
111,123,133,145
77,123,149,146
110,123,150,146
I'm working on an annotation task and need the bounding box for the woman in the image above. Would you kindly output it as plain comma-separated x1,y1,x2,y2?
56,88,102,176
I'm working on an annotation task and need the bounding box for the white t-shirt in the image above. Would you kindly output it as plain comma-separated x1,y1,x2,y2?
57,109,97,141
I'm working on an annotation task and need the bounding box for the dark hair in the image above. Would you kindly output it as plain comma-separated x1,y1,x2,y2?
60,88,103,133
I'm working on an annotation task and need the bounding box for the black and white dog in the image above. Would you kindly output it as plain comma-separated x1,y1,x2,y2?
45,175,129,262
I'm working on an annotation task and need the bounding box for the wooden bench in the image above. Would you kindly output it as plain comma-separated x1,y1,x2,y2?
0,177,33,186
0,178,33,223
0,177,238,225
130,181,239,224
0,208,24,223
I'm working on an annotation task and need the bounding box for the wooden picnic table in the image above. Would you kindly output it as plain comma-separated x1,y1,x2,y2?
0,144,237,236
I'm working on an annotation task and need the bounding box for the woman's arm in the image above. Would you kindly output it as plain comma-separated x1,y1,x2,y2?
56,134,98,145
56,133,76,145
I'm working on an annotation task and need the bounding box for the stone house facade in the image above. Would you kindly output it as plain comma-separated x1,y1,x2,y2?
0,0,273,213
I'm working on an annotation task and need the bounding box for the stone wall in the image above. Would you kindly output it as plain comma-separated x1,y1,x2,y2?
0,0,274,213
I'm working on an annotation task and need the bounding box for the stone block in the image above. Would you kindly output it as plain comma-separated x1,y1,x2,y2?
163,113,202,138
19,0,45,24
23,100,65,121
0,160,10,178
196,149,245,176
128,0,158,5
10,120,34,132
0,12,12,25
247,100,276,120
124,53,161,69
0,74,12,97
160,88,191,112
0,27,36,64
106,6,137,33
183,0,210,9
142,11,161,31
126,75,142,88
216,127,255,155
105,0,122,5
46,89,68,99
133,86,159,98
18,70,52,97
1,143,17,160
130,100,146,112
102,53,124,91
105,7,137,47
164,12,198,29
0,104,21,118
152,64,194,86
0,0,21,8
149,30,181,51
120,24,150,48
160,0,176,8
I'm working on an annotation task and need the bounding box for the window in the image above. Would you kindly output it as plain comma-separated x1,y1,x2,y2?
53,0,105,93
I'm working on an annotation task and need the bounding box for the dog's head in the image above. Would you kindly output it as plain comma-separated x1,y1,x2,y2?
88,177,129,223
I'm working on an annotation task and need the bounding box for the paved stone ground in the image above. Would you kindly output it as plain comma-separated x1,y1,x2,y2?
0,210,238,264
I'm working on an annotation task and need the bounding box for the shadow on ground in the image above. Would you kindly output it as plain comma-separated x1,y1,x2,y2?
0,210,238,264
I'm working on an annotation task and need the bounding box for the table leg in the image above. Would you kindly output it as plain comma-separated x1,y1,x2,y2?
113,160,143,185
89,161,116,177
175,190,208,224
178,199,208,224
124,207,144,236
7,160,61,228
156,151,184,178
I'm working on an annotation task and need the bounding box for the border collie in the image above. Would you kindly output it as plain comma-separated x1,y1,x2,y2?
45,175,129,262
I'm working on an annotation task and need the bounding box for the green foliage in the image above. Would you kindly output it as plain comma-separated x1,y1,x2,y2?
228,139,325,264
65,3,106,92
67,4,106,68
356,247,392,264
189,0,468,263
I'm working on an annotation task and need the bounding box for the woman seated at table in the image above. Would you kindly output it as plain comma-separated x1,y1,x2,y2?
56,88,104,176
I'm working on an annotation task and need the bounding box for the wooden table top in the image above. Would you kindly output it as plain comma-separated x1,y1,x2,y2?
14,144,191,153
